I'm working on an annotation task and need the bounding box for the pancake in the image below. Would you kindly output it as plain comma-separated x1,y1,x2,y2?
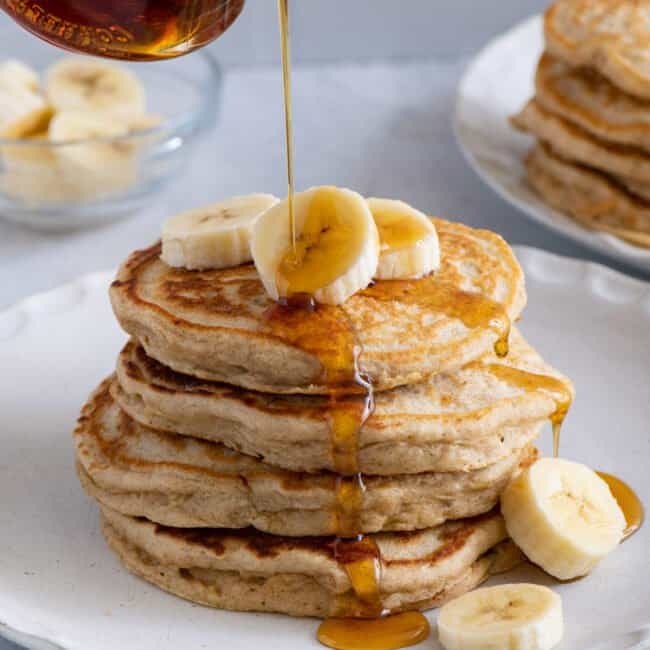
545,0,650,101
536,53,650,152
526,144,650,248
112,327,569,475
75,381,537,535
100,505,523,618
512,99,650,183
109,218,526,395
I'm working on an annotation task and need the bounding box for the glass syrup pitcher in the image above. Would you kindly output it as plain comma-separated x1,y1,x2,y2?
0,0,245,60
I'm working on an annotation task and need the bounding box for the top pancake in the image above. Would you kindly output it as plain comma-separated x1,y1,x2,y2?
545,0,650,100
110,218,526,395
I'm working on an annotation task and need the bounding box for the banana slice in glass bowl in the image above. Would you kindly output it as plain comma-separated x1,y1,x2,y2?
0,49,221,231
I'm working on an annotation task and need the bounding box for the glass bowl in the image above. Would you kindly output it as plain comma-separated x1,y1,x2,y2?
0,35,221,231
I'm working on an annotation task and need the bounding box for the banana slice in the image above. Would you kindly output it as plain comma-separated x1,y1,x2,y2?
0,85,50,138
367,198,440,279
501,458,626,580
45,58,145,117
438,583,563,650
0,131,66,203
0,60,40,92
162,194,280,270
48,110,141,199
251,186,380,305
48,110,130,168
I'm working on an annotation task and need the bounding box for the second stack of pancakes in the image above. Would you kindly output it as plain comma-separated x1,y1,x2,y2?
74,218,573,618
512,0,650,247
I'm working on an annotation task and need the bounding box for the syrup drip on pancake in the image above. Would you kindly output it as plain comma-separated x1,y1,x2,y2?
265,293,428,648
264,260,515,648
360,276,511,358
597,472,644,541
318,537,429,650
264,294,373,540
482,365,573,457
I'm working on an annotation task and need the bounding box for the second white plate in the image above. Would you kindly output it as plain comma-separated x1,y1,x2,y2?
455,15,650,275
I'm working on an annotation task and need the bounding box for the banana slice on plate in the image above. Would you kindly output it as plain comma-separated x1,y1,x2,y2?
0,60,40,93
367,198,440,279
162,194,280,270
251,186,379,305
438,583,563,650
45,58,145,117
501,457,626,580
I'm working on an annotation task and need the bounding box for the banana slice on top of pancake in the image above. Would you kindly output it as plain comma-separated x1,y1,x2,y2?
160,187,442,304
367,197,440,280
162,194,279,270
251,186,380,305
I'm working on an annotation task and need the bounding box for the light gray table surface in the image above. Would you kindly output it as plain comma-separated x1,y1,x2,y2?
1,3,649,649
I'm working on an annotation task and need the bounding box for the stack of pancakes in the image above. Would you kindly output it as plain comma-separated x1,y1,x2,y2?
74,218,573,618
512,0,650,248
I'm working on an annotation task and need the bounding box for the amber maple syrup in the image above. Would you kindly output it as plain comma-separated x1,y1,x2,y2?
597,472,644,541
1,0,244,60
318,536,430,650
361,275,511,358
482,364,573,458
277,0,296,252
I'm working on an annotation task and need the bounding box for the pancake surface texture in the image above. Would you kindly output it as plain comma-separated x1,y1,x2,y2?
75,380,538,535
545,0,650,100
536,53,650,151
526,144,650,247
101,505,522,617
112,327,568,474
512,99,650,183
110,219,526,394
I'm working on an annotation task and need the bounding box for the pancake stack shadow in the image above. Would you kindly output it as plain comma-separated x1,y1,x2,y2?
512,0,650,248
73,218,573,618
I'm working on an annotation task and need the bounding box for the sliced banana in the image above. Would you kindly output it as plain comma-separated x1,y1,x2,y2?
251,186,380,305
367,198,440,280
45,58,145,117
0,85,50,138
48,110,131,168
438,583,563,650
0,60,40,93
0,129,131,204
162,194,280,270
501,458,626,580
0,132,65,203
127,113,163,133
48,110,141,199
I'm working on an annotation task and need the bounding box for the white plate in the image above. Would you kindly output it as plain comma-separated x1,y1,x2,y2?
1,250,649,650
455,15,650,275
